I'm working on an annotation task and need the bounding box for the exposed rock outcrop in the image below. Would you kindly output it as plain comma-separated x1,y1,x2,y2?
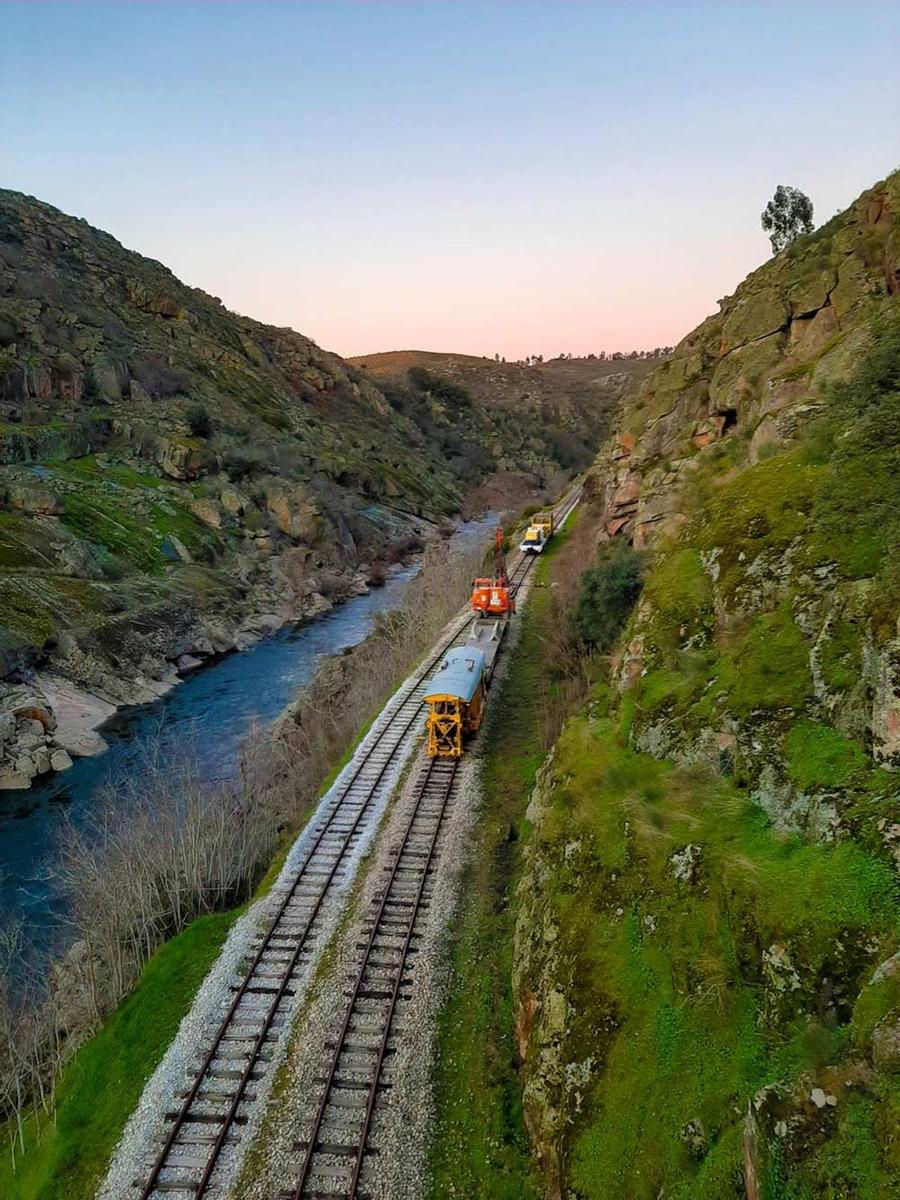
515,171,900,1199
586,172,900,550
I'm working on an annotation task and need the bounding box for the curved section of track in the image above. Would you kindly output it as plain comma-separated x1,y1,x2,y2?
136,490,579,1200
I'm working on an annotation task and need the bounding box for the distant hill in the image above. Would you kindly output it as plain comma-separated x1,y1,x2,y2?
349,349,652,509
349,347,653,417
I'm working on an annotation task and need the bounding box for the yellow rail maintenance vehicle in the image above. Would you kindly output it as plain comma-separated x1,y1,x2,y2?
425,645,488,757
519,510,554,554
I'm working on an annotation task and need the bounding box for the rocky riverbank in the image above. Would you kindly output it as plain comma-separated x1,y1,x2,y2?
0,538,411,789
0,677,113,789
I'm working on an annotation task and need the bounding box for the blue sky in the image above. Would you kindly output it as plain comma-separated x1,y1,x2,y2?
2,2,898,358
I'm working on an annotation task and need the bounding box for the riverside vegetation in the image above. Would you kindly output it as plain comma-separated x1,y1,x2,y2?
0,533,492,1199
0,189,628,788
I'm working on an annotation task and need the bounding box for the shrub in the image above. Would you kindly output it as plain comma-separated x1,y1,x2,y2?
74,414,112,453
544,424,593,471
572,539,643,651
130,357,190,399
269,439,308,476
407,365,472,407
220,442,268,480
440,430,492,480
185,404,212,438
80,364,104,406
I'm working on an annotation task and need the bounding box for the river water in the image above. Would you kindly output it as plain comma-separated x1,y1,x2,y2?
0,516,495,950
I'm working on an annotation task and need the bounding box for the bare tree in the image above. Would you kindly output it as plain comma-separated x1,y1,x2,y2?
0,527,493,1157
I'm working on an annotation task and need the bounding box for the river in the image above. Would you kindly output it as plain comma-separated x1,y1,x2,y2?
0,515,495,952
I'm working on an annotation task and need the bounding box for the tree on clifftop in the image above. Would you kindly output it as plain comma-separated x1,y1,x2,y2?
761,184,814,253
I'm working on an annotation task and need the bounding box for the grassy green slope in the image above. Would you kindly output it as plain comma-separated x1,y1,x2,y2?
514,196,900,1198
522,707,899,1200
0,912,235,1200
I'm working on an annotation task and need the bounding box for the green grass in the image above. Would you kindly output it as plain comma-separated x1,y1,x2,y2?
49,455,166,490
59,486,220,574
429,518,579,1200
527,716,899,1200
642,547,712,649
769,1092,900,1200
149,499,221,562
689,449,821,598
784,721,868,790
0,578,57,645
0,513,61,571
0,912,236,1200
716,603,814,717
61,492,162,573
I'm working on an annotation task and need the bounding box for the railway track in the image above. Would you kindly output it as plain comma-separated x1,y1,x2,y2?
282,492,580,1200
286,755,458,1200
135,490,578,1200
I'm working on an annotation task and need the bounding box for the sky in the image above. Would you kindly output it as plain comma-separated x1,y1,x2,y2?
1,2,898,361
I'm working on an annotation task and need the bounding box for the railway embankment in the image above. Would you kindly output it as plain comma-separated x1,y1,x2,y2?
100,636,459,1200
96,493,572,1200
239,511,555,1200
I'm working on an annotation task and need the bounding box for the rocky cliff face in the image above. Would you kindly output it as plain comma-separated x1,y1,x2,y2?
587,173,900,549
515,173,900,1198
0,191,609,787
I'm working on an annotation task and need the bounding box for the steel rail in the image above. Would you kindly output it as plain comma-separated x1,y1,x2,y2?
139,624,472,1198
285,489,580,1199
289,756,458,1200
345,757,457,1198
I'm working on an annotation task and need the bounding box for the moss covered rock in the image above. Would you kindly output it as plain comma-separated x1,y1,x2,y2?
517,171,900,1199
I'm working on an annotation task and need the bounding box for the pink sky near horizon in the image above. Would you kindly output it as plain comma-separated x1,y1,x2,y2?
2,2,899,361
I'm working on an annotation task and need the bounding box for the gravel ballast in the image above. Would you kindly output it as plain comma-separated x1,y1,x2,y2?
99,497,565,1199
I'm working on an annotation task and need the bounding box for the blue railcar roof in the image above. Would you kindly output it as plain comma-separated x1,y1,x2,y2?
425,646,486,703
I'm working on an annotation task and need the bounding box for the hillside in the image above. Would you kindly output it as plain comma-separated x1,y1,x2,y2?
349,348,654,415
0,192,618,788
512,172,900,1197
350,349,652,510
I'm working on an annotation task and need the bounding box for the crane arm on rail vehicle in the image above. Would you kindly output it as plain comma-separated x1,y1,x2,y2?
471,527,515,616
